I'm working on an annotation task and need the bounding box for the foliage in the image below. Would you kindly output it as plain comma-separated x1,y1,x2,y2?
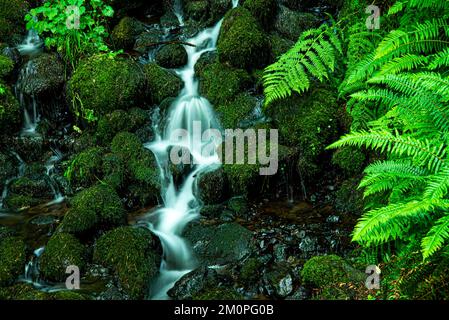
264,0,449,263
25,0,114,68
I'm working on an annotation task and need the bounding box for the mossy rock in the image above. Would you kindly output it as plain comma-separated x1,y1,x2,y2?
111,131,144,159
93,226,159,299
184,0,209,24
0,283,50,300
102,153,125,189
301,254,365,289
68,54,146,116
111,16,145,50
218,7,270,70
198,168,225,205
96,108,149,145
335,178,365,215
0,152,17,191
269,33,294,61
3,194,41,210
66,147,105,189
274,5,320,41
332,146,366,176
9,177,53,198
216,93,258,128
0,55,13,78
61,184,126,233
51,290,89,300
199,62,251,106
0,0,28,44
155,44,188,69
223,162,260,196
0,84,20,135
268,88,338,177
243,0,278,30
0,237,26,286
40,233,86,282
128,149,160,190
144,63,183,105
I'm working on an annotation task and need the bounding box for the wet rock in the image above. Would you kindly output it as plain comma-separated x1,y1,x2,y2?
184,222,255,266
168,266,219,300
335,178,365,215
155,44,188,69
0,0,28,44
18,54,64,98
194,51,217,76
243,0,278,30
0,152,17,191
160,11,180,29
298,236,319,257
286,286,308,300
228,196,248,217
2,47,21,66
0,84,21,135
134,29,165,54
274,5,320,41
9,176,53,199
239,257,263,284
264,263,294,297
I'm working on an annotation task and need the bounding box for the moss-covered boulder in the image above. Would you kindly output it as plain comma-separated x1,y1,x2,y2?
68,54,146,116
96,108,150,145
111,16,145,50
243,0,278,30
155,44,188,69
0,55,13,78
240,257,263,284
144,63,183,105
66,147,104,189
111,131,144,159
0,283,50,300
193,287,244,300
198,168,225,205
0,237,26,286
217,7,270,70
40,233,86,282
0,153,17,192
0,84,20,135
93,226,160,299
335,177,365,215
269,33,294,60
223,162,260,196
268,88,338,177
216,93,258,128
301,254,365,288
274,5,320,41
0,0,28,44
9,177,53,199
199,62,251,106
184,0,209,24
3,194,42,210
59,184,126,234
332,146,366,176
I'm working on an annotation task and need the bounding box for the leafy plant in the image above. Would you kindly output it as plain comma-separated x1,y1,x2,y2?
25,0,114,69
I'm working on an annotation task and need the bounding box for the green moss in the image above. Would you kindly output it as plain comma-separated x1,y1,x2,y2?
0,237,26,286
144,63,183,105
0,84,20,135
9,177,51,198
129,150,159,189
93,226,159,299
275,6,319,41
69,184,126,228
68,54,146,116
0,0,28,43
51,290,89,300
243,0,277,30
268,33,294,60
0,284,50,300
217,7,270,70
155,44,188,69
0,55,13,78
216,93,257,128
111,131,143,159
102,153,125,189
59,207,98,235
332,146,366,176
3,194,40,210
269,88,338,177
184,0,209,24
66,147,104,189
96,108,149,145
199,62,251,106
40,233,86,282
111,16,145,50
223,162,260,196
301,255,364,288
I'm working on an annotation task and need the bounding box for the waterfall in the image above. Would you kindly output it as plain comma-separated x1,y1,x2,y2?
44,148,65,205
17,29,43,56
22,247,45,287
143,0,239,299
16,61,40,136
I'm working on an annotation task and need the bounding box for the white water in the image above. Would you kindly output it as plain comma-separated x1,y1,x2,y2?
17,29,43,56
44,148,65,205
144,0,239,299
16,60,40,136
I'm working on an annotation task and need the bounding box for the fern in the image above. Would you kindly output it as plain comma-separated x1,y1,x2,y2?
422,214,449,258
263,24,343,105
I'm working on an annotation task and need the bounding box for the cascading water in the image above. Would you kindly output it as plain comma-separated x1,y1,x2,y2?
16,60,40,136
17,29,43,56
44,148,65,205
0,152,26,210
143,0,239,299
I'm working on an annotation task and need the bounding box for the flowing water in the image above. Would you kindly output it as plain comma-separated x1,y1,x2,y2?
143,0,239,299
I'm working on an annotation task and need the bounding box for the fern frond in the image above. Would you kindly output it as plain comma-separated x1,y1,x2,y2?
422,214,449,259
263,25,342,105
